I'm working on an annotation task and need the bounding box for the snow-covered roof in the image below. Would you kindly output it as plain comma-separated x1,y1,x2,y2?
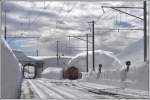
41,67,63,74
28,56,73,61
41,67,63,80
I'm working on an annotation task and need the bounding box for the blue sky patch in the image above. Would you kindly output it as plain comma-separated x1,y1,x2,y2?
113,20,132,28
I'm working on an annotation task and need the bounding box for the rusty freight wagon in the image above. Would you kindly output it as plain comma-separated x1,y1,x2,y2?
63,66,81,80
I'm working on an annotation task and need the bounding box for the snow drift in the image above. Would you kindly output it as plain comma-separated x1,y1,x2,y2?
68,50,122,72
41,67,63,79
1,38,23,99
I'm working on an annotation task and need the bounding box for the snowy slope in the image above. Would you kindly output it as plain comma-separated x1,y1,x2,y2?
1,38,23,99
68,50,122,72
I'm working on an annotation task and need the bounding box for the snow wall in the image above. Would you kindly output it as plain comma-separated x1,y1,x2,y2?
68,50,122,72
116,38,149,91
85,62,148,91
81,38,148,91
1,38,23,99
41,67,63,79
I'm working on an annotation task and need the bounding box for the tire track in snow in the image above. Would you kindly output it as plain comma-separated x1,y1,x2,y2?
37,80,78,99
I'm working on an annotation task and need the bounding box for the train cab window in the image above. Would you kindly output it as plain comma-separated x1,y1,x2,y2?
23,63,36,79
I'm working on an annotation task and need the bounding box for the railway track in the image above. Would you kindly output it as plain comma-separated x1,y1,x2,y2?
21,79,148,99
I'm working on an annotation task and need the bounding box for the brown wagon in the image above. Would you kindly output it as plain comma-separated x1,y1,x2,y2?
63,66,81,80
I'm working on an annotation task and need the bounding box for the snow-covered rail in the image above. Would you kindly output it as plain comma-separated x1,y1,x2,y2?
21,78,148,99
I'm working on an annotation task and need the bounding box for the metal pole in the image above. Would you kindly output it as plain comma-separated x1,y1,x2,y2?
36,38,39,56
92,21,95,71
36,49,38,56
86,34,89,72
144,1,147,62
56,40,59,65
4,10,6,40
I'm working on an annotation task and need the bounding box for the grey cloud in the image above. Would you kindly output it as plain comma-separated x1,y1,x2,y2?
2,1,144,56
3,2,58,18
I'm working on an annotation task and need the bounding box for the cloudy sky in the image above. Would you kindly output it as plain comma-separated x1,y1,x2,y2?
1,1,144,56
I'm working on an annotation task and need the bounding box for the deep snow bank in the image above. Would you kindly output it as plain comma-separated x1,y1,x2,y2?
81,38,148,91
68,50,122,72
116,38,149,90
82,62,148,91
1,38,23,98
126,62,149,90
41,67,63,79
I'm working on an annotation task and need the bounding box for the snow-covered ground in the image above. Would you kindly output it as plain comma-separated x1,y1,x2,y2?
68,38,149,91
21,78,148,99
2,37,148,99
41,67,63,80
20,38,149,99
1,1,149,99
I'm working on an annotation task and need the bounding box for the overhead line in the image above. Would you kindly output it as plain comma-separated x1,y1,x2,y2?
102,6,143,20
102,6,143,9
6,36,40,38
30,2,52,25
